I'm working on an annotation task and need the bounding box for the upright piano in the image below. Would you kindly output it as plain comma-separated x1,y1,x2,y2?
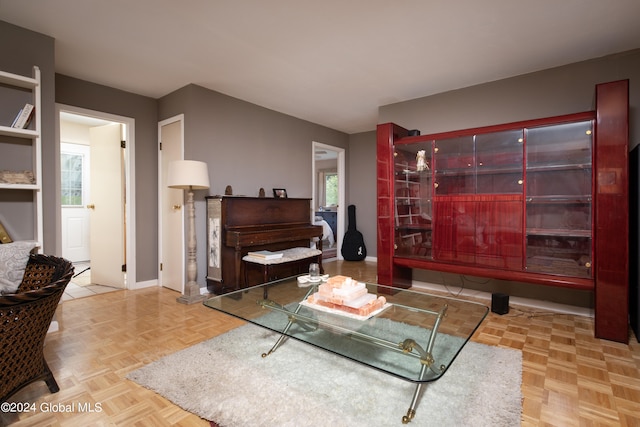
205,196,323,294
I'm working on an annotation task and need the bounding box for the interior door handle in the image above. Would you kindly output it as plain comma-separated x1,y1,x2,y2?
173,205,182,210
86,204,95,209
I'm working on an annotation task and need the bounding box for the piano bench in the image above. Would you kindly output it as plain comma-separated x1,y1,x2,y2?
242,247,323,287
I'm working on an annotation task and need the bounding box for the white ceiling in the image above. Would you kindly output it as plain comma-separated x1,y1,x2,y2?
2,0,639,134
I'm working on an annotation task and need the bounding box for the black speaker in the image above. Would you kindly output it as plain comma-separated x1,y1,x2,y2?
491,293,509,315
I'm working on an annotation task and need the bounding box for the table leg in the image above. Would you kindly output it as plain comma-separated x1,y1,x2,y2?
403,364,428,424
400,304,448,424
260,286,316,357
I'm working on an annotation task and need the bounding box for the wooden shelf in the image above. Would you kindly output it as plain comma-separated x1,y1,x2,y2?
0,69,38,89
0,66,42,248
0,183,40,190
0,125,39,138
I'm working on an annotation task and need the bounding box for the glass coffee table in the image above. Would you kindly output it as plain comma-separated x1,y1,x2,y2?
204,275,488,423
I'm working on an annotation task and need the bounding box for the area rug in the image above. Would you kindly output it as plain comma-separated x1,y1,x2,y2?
127,323,522,426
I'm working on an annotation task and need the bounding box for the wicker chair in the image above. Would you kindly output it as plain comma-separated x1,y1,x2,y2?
0,254,74,403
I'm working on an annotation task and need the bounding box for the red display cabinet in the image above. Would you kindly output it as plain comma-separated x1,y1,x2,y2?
377,80,629,342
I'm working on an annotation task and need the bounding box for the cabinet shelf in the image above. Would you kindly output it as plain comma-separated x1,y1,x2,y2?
526,195,591,204
526,228,591,238
396,224,432,232
527,163,591,172
435,166,522,176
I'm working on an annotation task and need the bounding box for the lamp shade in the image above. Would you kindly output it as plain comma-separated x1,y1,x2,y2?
167,160,210,190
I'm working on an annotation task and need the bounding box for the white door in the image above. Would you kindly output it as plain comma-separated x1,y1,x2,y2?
89,123,126,288
159,117,184,292
61,143,91,262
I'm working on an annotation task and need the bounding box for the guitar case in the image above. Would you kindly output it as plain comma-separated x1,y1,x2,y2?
341,204,367,261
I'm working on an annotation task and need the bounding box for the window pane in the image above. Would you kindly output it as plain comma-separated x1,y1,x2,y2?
325,173,338,206
61,152,84,206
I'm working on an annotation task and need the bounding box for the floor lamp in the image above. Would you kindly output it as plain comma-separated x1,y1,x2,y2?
167,160,210,304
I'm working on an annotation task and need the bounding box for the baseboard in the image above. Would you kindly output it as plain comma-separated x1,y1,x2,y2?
411,280,594,318
130,279,157,290
322,256,377,263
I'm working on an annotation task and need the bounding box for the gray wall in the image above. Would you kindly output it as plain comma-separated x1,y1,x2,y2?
380,49,640,147
345,51,640,266
3,18,638,300
159,84,349,198
0,21,55,252
55,75,159,282
1,20,349,287
373,49,640,306
348,131,377,256
158,84,349,285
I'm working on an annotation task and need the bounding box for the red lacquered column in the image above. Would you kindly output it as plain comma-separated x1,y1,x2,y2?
594,80,629,343
377,123,412,289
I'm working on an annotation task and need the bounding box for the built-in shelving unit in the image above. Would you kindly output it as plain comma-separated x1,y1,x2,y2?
0,66,42,248
377,80,629,343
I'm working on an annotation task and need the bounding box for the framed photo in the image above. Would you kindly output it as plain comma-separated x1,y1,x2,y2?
273,188,288,198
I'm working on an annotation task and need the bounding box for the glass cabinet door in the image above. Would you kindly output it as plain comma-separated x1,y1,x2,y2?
475,129,524,194
394,144,433,258
525,120,593,277
434,136,474,195
433,130,524,268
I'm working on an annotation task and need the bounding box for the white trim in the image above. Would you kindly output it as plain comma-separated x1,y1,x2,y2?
55,104,136,290
129,279,158,290
312,141,346,260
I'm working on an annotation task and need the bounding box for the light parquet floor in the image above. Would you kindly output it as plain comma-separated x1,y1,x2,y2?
2,260,639,426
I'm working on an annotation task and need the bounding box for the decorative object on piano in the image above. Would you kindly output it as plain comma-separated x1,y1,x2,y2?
167,160,210,304
273,188,287,198
341,205,367,261
224,185,232,195
259,187,265,197
0,170,35,185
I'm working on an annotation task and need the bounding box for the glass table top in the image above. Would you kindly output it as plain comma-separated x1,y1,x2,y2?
204,275,488,383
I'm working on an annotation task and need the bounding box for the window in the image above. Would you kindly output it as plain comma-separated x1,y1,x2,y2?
324,172,338,207
61,152,84,206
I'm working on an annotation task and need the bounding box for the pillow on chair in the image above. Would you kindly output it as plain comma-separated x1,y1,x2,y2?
0,241,37,294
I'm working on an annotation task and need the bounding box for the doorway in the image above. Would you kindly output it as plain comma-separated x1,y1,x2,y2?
312,142,345,260
158,115,185,293
57,104,136,290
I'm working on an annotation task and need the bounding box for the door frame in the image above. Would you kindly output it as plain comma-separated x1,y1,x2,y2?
158,114,185,291
55,103,137,289
312,141,345,259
